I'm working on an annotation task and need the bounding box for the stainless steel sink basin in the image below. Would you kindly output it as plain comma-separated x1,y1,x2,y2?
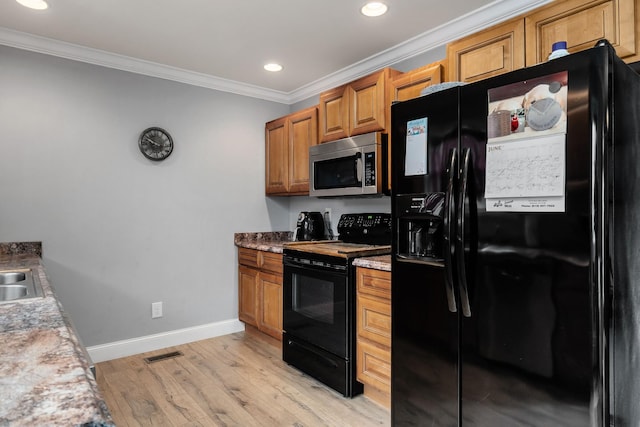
0,269,43,303
0,271,26,284
0,284,28,300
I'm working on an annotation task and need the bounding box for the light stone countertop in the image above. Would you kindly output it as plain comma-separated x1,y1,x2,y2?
0,242,114,427
352,254,391,272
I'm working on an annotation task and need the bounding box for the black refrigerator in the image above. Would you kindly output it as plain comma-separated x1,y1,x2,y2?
390,40,640,426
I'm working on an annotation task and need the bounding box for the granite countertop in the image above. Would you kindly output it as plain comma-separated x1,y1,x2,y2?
235,232,392,271
0,242,114,427
234,231,293,253
353,254,392,272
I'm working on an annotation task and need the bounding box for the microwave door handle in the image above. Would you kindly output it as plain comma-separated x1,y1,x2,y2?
355,153,363,184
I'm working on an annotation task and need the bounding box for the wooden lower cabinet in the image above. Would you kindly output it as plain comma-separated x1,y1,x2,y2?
238,248,283,341
238,265,259,326
258,272,283,339
356,266,391,408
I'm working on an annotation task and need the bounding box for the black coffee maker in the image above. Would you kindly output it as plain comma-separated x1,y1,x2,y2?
295,211,325,241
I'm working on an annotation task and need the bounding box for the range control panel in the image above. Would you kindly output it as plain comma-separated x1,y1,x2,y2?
337,213,391,245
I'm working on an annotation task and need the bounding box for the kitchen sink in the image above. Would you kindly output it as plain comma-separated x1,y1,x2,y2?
0,271,26,284
0,269,43,303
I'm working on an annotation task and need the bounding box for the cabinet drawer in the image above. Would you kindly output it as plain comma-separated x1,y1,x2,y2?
357,294,391,347
357,267,391,299
260,251,283,275
357,338,391,392
238,247,260,268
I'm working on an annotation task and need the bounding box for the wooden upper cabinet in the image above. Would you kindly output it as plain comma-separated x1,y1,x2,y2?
525,0,637,65
265,117,288,195
265,106,318,196
288,107,318,194
319,84,350,142
389,62,443,103
319,68,401,143
447,18,526,83
350,69,396,137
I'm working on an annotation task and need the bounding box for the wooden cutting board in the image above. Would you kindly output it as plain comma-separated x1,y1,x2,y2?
283,241,391,258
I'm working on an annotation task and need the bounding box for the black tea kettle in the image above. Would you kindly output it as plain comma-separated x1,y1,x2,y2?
295,211,325,241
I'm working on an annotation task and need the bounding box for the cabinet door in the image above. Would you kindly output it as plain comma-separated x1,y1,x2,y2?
447,18,525,83
288,107,318,194
258,272,283,340
389,63,443,104
319,84,350,142
238,265,259,327
349,70,388,137
525,0,636,65
265,117,288,194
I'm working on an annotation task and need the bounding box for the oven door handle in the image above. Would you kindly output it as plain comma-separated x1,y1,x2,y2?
287,339,339,369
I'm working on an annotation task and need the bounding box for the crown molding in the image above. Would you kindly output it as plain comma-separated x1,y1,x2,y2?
0,0,551,105
0,26,291,104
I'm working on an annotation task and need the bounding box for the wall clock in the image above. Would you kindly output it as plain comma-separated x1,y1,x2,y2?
138,127,173,161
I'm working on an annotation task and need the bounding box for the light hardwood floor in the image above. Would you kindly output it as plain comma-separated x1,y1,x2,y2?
96,329,390,426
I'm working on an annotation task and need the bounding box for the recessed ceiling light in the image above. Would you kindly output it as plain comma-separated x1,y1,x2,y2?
16,0,48,10
361,2,387,17
264,63,283,72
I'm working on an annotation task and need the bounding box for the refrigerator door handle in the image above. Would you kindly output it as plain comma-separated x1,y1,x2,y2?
443,148,458,313
456,147,474,317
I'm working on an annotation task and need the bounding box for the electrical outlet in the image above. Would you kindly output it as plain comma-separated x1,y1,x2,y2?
151,301,163,319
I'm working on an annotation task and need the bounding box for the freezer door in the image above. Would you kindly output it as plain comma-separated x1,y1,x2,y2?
456,50,601,426
391,261,458,426
391,87,462,426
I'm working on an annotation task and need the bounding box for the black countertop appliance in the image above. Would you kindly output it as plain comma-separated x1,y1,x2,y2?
295,211,325,241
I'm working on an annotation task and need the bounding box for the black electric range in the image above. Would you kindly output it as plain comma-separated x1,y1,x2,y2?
282,213,391,397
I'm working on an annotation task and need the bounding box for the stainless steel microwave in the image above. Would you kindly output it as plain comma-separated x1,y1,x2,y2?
309,132,387,197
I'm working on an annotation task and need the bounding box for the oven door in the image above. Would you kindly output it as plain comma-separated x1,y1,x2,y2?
283,254,348,357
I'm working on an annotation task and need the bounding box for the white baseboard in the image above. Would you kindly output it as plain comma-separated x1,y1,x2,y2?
87,319,245,363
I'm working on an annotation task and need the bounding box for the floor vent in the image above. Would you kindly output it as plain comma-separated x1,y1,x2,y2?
144,351,183,364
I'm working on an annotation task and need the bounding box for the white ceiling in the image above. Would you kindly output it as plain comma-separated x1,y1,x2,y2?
0,0,550,104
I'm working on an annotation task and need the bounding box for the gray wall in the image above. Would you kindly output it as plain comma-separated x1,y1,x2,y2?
0,40,444,349
0,45,290,346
